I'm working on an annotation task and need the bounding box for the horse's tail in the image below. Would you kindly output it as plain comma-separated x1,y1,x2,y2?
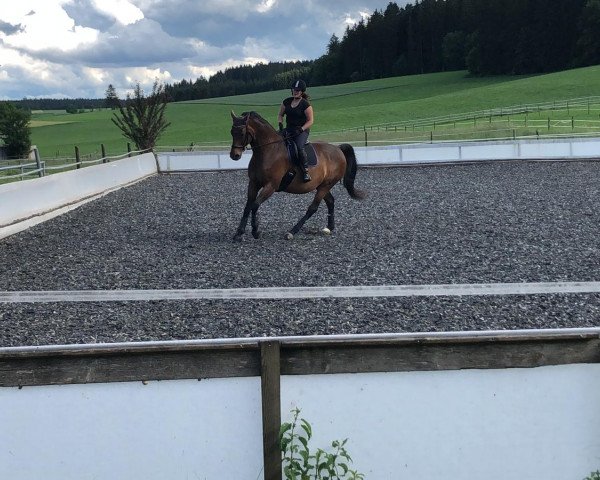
339,143,367,200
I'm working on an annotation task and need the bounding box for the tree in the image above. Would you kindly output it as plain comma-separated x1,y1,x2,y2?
442,31,467,71
0,102,31,158
575,0,600,66
111,81,171,151
104,84,120,109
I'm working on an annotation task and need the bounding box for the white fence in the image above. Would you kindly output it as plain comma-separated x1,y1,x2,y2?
157,136,600,172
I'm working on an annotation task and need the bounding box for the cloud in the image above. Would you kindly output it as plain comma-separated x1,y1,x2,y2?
0,0,405,99
0,20,23,36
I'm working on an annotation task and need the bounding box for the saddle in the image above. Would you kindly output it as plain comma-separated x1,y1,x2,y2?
277,136,318,192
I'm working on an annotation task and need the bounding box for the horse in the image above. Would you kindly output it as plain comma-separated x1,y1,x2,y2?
229,111,366,241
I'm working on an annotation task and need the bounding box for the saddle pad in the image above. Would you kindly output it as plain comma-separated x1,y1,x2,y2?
286,142,318,167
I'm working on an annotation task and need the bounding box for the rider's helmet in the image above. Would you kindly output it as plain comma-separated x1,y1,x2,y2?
291,79,307,92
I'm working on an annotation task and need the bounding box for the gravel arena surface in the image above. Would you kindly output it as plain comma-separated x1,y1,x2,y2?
2,161,600,346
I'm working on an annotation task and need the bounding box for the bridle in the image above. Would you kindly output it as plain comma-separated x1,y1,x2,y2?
230,116,254,150
230,114,288,151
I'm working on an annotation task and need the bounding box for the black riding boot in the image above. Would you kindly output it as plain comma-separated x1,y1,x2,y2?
298,147,311,182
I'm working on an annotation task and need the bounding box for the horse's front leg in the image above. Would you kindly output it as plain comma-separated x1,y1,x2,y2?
286,187,329,240
233,182,259,242
250,183,276,239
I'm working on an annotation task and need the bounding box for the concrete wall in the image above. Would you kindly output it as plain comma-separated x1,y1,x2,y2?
0,153,157,239
1,363,599,479
157,137,600,172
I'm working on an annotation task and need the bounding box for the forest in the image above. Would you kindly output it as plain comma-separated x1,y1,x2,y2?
11,0,600,109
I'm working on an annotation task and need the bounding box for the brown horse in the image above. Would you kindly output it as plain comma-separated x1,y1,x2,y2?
229,111,366,241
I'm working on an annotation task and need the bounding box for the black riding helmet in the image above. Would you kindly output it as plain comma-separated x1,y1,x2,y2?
291,79,306,92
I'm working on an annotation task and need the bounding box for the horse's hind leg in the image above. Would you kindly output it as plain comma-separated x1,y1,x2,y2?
286,187,329,239
323,191,335,233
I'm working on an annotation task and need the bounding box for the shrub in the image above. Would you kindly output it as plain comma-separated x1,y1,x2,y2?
280,408,364,480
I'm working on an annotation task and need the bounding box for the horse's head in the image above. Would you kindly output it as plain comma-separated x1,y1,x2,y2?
229,111,252,160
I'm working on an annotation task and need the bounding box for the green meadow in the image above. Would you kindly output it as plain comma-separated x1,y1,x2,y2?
30,66,600,159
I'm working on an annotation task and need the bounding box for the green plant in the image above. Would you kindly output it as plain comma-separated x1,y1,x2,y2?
584,470,600,480
111,80,171,150
279,408,364,480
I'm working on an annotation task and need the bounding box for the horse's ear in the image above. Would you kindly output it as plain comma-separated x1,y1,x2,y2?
230,110,237,120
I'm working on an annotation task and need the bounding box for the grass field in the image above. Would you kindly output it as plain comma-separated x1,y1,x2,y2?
29,66,600,159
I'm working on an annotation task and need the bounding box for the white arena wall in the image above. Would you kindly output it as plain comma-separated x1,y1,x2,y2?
157,136,600,172
0,153,157,239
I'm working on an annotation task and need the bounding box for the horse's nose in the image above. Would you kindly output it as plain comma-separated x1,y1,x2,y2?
230,152,241,161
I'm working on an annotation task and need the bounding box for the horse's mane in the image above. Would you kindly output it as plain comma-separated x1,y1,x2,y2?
241,111,275,131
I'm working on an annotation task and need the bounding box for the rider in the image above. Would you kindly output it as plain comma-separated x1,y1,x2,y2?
278,79,314,182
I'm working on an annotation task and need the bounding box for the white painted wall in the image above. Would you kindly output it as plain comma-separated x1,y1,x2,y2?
0,153,157,239
282,364,600,480
157,137,600,172
1,364,598,480
0,377,263,480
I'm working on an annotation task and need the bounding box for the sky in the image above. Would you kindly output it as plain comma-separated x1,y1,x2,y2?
0,0,407,100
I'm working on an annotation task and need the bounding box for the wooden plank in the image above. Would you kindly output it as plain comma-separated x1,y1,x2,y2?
0,349,260,387
280,338,600,375
261,341,282,480
1,333,598,387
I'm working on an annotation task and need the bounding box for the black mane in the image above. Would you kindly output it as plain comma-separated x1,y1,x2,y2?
241,111,275,130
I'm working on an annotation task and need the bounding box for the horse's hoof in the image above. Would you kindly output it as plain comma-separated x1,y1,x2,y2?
285,232,294,240
252,231,261,239
322,227,331,235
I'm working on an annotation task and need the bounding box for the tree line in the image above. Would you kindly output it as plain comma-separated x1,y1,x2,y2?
310,0,598,84
6,0,600,112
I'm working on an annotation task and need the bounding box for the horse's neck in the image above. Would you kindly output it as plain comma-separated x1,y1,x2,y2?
250,123,285,160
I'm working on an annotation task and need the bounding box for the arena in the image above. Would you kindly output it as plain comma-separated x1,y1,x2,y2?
2,159,600,346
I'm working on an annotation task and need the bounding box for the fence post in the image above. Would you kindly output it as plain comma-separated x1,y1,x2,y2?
101,144,107,163
127,143,132,157
364,129,368,147
430,131,433,143
34,148,43,177
260,341,282,480
572,116,574,130
75,146,80,169
548,117,550,131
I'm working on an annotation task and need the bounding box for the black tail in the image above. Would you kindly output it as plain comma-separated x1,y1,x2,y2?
339,143,366,200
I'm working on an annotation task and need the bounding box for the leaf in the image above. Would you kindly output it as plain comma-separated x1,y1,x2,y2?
279,422,292,441
300,419,313,439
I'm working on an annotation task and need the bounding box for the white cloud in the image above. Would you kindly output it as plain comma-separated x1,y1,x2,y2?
2,2,98,52
91,0,144,25
0,0,405,99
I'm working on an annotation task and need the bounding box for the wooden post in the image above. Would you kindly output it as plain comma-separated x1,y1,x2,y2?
127,143,132,157
75,146,80,169
261,341,282,480
572,116,574,130
33,148,43,177
548,117,550,131
364,130,367,147
101,144,107,163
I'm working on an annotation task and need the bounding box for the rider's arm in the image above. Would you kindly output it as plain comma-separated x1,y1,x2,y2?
301,106,314,131
277,103,285,125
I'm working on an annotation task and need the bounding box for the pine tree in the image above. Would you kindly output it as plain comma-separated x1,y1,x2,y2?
104,84,120,109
